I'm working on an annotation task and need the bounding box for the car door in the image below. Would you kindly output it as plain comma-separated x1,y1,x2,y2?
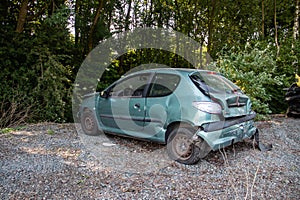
98,73,152,137
143,73,181,140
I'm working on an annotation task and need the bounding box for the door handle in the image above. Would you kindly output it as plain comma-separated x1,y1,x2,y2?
134,103,140,109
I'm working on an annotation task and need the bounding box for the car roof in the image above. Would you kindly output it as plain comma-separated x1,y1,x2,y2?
127,68,214,76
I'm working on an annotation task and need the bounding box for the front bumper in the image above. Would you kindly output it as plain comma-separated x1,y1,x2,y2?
197,114,257,151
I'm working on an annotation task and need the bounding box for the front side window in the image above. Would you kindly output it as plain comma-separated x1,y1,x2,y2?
148,73,180,97
109,74,150,97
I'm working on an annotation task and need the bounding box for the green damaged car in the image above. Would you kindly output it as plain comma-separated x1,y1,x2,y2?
79,68,257,164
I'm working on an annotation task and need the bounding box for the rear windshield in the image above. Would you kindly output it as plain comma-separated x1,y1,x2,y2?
189,71,241,95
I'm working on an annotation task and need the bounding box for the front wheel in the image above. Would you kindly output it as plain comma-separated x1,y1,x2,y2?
80,110,100,136
166,126,210,165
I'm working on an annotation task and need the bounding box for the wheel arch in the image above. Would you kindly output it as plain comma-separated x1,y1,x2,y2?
165,121,196,143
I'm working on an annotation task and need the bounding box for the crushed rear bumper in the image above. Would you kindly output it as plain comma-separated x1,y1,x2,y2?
203,113,256,132
197,113,257,151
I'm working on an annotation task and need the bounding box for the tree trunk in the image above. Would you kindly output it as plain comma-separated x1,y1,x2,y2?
293,0,299,73
125,0,132,31
145,0,154,27
207,0,217,56
74,0,80,46
274,0,280,56
292,0,299,49
16,0,29,33
88,0,104,52
261,0,265,39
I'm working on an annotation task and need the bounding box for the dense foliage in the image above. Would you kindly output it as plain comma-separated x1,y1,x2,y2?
0,0,299,127
217,44,283,115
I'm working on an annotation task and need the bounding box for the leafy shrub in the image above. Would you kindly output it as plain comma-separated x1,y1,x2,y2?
216,44,285,115
0,7,74,127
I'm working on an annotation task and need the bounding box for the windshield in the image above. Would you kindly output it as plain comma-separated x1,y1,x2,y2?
190,71,241,95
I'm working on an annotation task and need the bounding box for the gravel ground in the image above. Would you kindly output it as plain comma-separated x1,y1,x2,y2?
0,117,299,199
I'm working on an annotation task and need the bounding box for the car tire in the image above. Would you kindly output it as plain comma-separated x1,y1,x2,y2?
167,126,210,165
80,110,100,136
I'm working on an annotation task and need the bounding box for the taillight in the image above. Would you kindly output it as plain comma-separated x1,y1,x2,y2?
192,101,222,114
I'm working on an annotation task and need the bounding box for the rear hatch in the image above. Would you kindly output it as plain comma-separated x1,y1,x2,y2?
189,71,251,118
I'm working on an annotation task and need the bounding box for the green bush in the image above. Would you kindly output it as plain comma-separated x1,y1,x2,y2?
0,8,74,127
216,44,285,115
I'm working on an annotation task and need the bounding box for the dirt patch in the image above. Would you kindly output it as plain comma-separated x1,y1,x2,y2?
0,117,299,199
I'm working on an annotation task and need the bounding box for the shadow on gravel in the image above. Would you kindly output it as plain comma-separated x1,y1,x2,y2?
79,123,262,174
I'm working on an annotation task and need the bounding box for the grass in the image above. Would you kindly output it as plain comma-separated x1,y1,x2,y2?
0,100,31,129
47,129,55,135
0,126,25,134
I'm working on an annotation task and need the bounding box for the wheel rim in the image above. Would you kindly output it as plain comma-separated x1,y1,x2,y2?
84,116,95,131
172,134,193,160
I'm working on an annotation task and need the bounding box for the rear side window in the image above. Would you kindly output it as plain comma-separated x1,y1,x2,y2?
148,73,180,97
190,71,241,95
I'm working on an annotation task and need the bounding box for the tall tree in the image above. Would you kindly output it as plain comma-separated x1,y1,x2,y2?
207,0,217,55
125,0,132,30
292,0,299,49
274,0,280,56
262,0,265,39
16,0,29,33
293,0,299,73
88,0,104,52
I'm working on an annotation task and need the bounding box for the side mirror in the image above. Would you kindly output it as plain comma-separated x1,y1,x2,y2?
100,91,109,98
